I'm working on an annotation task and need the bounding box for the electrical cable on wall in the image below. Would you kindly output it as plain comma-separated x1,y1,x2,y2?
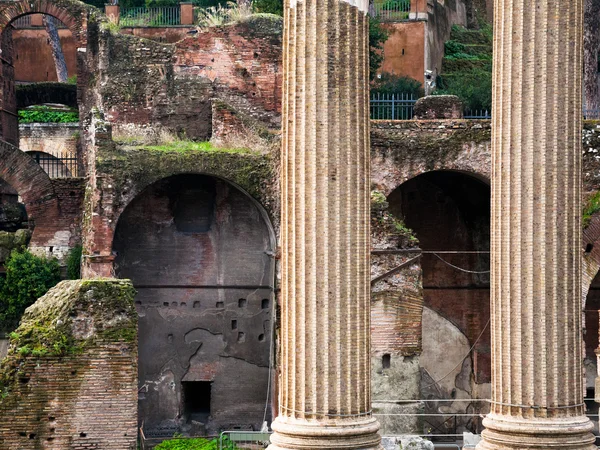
432,252,491,274
421,318,491,390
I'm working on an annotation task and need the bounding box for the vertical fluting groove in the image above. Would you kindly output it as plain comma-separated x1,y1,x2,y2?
271,0,380,448
281,0,290,417
479,0,594,447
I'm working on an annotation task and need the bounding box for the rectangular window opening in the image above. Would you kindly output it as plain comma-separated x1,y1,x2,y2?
182,381,212,423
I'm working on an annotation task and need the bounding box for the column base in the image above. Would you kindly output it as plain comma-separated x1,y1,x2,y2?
477,413,596,449
267,415,382,450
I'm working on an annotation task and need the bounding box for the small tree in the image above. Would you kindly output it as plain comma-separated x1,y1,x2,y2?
369,16,389,80
0,250,61,332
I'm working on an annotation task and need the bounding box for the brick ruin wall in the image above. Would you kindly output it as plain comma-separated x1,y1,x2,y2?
0,279,138,450
92,15,283,142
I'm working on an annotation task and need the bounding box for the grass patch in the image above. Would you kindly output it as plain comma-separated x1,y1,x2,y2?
583,191,600,228
138,140,255,155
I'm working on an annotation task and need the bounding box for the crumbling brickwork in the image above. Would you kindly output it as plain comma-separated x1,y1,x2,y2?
94,15,283,141
0,279,138,450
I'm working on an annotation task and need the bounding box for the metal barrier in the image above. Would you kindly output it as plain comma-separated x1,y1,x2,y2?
120,6,181,27
28,150,78,178
371,0,411,21
370,92,417,120
464,109,491,119
219,431,271,450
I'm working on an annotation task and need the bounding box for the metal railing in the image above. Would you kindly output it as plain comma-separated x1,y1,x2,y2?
371,0,411,21
584,109,600,120
219,431,271,449
463,109,491,119
11,15,66,29
28,150,78,178
120,6,181,27
370,92,417,120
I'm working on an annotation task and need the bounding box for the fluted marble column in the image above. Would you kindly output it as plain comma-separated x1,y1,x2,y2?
268,0,381,448
478,0,595,448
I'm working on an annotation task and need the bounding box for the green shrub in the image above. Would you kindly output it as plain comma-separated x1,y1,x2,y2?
371,72,424,98
154,436,237,450
0,250,61,333
253,0,283,15
66,245,82,280
435,67,492,111
18,106,79,124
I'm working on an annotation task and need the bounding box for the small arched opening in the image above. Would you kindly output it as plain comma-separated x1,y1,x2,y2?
113,173,275,440
0,0,91,149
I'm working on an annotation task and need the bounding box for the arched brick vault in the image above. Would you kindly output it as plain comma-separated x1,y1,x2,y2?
0,139,58,246
82,150,277,279
0,0,100,145
0,0,93,45
114,172,277,250
369,121,492,196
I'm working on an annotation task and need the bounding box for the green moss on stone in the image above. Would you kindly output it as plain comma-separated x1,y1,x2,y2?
0,279,136,401
101,143,275,217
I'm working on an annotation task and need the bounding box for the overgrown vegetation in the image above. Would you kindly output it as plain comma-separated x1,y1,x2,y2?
18,106,79,124
435,24,493,111
66,245,82,280
583,191,600,228
197,1,253,26
154,436,237,450
0,250,61,333
132,140,255,154
252,0,282,15
371,190,418,244
371,72,424,98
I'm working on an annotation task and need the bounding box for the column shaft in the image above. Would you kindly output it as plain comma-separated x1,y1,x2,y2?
478,0,595,448
269,0,381,448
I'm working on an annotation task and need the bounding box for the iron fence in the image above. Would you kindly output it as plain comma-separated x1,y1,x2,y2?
219,431,271,450
120,6,181,27
463,109,491,119
370,92,417,120
11,15,66,28
28,150,78,178
584,109,600,120
370,0,411,21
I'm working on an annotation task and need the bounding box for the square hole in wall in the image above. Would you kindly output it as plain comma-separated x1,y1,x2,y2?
382,354,391,370
182,381,211,423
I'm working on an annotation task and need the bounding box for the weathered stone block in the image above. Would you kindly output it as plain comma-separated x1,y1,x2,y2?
414,95,463,120
0,279,138,450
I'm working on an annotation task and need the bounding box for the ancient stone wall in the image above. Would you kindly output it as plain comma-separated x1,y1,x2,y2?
0,279,138,450
93,15,283,142
19,123,79,158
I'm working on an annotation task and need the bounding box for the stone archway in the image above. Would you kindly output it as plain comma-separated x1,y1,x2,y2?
0,139,57,247
112,173,275,438
0,0,98,144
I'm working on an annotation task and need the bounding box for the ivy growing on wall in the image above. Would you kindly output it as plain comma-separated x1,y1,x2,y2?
18,106,79,124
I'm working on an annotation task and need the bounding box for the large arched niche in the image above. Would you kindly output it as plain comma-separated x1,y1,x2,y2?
113,173,275,438
387,170,491,435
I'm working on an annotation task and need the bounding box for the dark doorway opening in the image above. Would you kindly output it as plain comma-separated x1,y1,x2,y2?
183,381,212,423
